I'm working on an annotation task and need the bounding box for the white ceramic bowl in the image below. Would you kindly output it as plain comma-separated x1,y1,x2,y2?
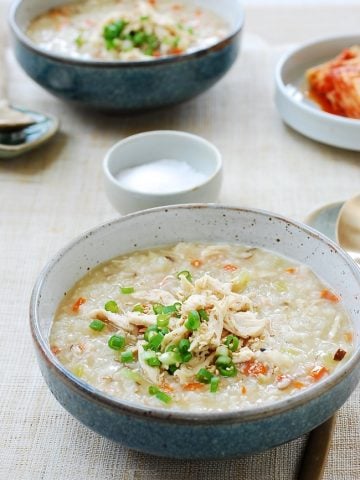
103,131,223,214
275,35,360,150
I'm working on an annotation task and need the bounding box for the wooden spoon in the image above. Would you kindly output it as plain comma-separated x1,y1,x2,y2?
297,416,336,480
336,194,360,264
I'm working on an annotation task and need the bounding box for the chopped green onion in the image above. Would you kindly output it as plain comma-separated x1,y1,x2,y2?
153,303,164,314
215,355,232,368
140,15,149,21
103,20,126,41
216,345,229,357
177,270,192,282
185,310,200,331
178,338,190,354
198,309,209,321
168,364,179,375
108,334,126,351
104,300,119,313
159,351,181,366
225,335,239,352
196,368,213,384
75,35,85,47
156,391,172,404
157,314,170,328
132,304,144,313
166,344,179,352
89,319,105,331
133,31,146,46
218,364,237,377
146,356,161,367
144,325,159,342
148,386,172,404
181,351,192,363
120,286,135,294
161,327,170,335
148,333,164,351
210,376,220,393
121,350,135,363
121,368,144,384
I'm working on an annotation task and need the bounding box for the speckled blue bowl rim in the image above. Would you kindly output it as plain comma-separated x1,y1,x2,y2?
10,0,244,68
30,204,360,425
103,130,223,197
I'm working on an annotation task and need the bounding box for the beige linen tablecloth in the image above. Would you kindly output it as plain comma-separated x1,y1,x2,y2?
1,1,359,479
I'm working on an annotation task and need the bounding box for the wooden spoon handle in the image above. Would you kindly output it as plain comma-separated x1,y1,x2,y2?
297,415,336,480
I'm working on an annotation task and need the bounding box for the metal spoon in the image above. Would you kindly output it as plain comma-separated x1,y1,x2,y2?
0,27,59,158
336,194,360,264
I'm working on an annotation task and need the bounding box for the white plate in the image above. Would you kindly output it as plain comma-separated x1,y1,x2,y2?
275,35,360,151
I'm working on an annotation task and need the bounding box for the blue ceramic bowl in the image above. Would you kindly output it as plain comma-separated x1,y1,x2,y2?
10,0,244,112
30,205,360,459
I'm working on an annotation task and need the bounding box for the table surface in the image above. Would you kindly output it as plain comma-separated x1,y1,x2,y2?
1,1,359,479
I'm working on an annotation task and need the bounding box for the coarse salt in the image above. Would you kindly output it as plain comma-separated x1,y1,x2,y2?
116,159,207,194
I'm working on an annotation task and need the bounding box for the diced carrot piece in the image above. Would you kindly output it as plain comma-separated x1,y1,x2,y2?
148,0,156,5
170,47,184,55
320,289,340,303
191,259,202,268
160,383,174,393
285,267,297,274
310,366,329,381
292,381,305,389
241,385,247,394
50,345,61,355
72,297,86,312
195,8,202,15
183,382,205,391
224,264,238,272
242,361,268,376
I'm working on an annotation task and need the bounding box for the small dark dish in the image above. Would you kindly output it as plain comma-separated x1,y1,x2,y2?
30,205,360,459
10,0,244,112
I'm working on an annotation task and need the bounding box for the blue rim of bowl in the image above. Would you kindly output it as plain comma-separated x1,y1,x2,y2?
30,204,360,425
103,130,223,197
10,0,244,68
275,33,360,126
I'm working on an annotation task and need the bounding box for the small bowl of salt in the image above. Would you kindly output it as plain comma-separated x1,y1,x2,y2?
103,130,222,214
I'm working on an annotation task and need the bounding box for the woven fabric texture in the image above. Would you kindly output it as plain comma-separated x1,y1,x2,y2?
1,2,359,479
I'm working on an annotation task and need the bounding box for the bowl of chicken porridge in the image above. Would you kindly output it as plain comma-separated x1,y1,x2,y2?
30,204,360,458
10,0,244,111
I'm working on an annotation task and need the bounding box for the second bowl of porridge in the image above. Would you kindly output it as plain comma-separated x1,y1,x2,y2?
10,0,244,111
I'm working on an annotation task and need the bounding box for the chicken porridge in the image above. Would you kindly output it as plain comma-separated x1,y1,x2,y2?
27,0,228,61
50,243,353,411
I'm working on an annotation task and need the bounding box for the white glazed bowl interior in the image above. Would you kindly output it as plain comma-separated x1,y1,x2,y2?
275,35,360,150
103,131,222,214
32,204,360,420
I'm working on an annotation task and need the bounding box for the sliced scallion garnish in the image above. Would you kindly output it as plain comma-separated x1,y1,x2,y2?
121,350,135,363
120,286,135,294
104,300,119,313
89,319,105,331
157,314,170,328
196,368,213,384
176,270,192,282
148,385,172,404
185,310,200,331
108,334,126,351
225,335,239,352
